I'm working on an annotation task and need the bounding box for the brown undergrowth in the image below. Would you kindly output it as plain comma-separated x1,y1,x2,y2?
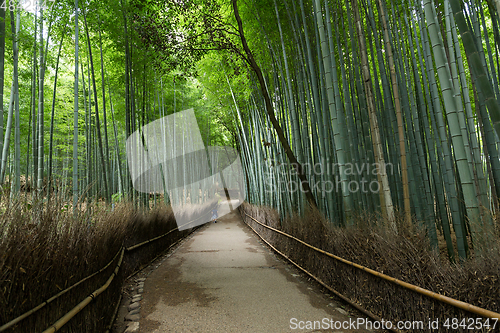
0,199,193,332
240,203,500,332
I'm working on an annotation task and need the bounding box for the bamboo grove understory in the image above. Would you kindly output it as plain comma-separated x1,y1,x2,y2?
0,0,499,263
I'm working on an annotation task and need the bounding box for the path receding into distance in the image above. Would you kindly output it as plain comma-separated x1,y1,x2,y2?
137,204,373,332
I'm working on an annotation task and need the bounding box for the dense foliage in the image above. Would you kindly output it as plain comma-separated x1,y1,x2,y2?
0,0,499,263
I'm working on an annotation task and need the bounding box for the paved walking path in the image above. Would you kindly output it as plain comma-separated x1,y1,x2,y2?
137,206,372,332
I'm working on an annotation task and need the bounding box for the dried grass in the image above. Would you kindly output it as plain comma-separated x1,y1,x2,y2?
240,203,500,332
0,199,191,332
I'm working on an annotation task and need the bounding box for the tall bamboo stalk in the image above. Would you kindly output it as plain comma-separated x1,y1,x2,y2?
13,9,20,195
376,0,411,226
352,0,396,230
83,12,110,202
37,0,45,196
73,0,79,212
424,0,484,246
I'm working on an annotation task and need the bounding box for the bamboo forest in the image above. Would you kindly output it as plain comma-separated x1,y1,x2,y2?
1,0,500,331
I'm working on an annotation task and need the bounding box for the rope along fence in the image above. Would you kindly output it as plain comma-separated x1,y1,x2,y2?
42,249,125,333
0,246,124,332
0,206,215,333
242,212,500,326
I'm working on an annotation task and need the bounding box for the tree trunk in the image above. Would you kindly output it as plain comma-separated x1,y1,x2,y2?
352,0,396,231
73,0,79,212
448,0,500,141
424,0,485,247
37,0,45,196
0,9,20,185
0,7,5,161
13,9,20,195
31,12,38,190
376,0,411,227
83,12,110,202
232,0,317,208
314,0,353,223
99,20,111,197
48,26,66,203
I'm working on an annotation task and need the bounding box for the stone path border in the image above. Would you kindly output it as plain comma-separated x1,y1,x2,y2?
123,278,144,333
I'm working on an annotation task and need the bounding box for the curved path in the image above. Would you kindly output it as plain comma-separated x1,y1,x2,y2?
136,209,373,332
